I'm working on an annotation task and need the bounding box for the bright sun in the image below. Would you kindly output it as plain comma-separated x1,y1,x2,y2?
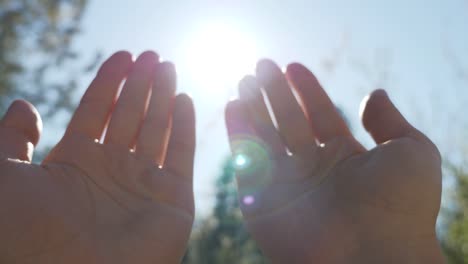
181,22,259,95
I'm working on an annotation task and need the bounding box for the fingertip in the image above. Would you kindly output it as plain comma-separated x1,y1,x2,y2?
133,51,160,72
171,93,196,140
111,50,133,63
174,94,195,125
360,88,419,144
154,61,177,93
125,51,160,81
175,93,193,107
256,58,276,68
98,51,134,76
239,75,257,87
285,62,305,74
285,62,310,79
225,99,244,119
2,100,42,146
285,63,320,85
367,89,389,104
158,61,176,73
360,89,391,132
225,99,253,138
156,61,177,80
239,75,261,100
165,93,196,179
256,58,281,73
256,59,284,83
138,50,160,62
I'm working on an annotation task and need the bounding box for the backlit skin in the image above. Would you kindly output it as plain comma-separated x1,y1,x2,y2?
0,50,446,263
0,51,196,264
225,60,446,263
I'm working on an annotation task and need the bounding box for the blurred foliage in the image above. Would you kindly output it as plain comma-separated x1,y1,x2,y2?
183,158,267,264
443,162,468,263
441,29,468,261
0,0,100,118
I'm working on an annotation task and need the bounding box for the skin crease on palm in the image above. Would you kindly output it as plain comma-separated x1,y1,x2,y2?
0,51,196,264
225,60,446,263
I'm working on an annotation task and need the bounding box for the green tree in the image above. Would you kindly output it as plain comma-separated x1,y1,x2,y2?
183,158,267,264
0,0,97,119
442,163,468,263
439,25,468,262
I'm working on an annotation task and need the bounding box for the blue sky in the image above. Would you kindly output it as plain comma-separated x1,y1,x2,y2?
41,0,468,217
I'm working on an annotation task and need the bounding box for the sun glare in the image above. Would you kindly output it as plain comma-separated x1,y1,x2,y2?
181,22,259,94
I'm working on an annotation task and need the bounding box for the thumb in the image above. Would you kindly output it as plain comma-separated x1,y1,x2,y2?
361,89,420,144
0,100,42,162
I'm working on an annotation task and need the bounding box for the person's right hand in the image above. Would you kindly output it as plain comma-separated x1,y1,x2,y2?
225,60,445,263
0,51,195,264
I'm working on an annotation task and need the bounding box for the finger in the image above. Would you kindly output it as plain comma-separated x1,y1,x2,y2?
105,51,159,148
238,75,285,154
136,62,176,164
225,99,255,141
256,59,315,153
0,100,42,162
225,99,275,190
361,89,423,144
164,94,196,180
66,51,133,139
286,63,352,142
225,99,257,178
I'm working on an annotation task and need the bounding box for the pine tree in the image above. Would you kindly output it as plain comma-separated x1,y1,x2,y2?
183,158,267,264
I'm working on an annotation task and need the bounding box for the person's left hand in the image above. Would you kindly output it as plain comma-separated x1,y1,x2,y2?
225,60,443,263
0,51,196,264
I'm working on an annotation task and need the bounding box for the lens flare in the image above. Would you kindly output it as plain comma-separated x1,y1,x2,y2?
242,195,255,206
234,153,249,169
230,134,273,195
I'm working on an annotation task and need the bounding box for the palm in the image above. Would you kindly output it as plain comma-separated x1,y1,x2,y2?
0,51,196,264
226,61,441,263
